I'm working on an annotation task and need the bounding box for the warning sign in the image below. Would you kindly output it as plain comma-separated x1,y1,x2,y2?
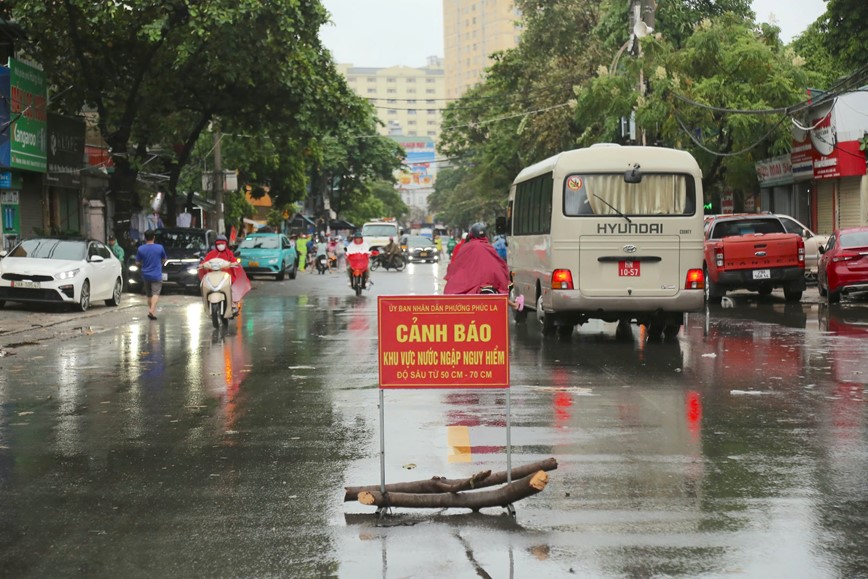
378,295,510,389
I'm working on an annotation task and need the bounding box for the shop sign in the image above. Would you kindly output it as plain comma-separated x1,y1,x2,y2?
47,113,85,189
8,58,47,173
755,155,792,186
721,190,734,214
378,295,510,389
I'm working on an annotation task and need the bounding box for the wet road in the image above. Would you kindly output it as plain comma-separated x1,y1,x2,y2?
0,262,866,578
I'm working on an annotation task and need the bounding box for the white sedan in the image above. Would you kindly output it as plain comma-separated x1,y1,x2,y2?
0,238,123,312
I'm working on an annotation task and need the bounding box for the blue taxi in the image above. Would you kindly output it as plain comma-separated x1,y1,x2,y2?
235,233,297,280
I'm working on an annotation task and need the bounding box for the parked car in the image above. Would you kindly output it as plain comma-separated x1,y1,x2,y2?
404,235,439,263
127,227,216,294
0,238,123,312
818,226,868,304
703,214,806,304
236,233,297,280
775,214,830,281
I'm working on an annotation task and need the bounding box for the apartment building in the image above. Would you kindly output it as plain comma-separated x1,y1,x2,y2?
337,57,445,140
443,0,520,99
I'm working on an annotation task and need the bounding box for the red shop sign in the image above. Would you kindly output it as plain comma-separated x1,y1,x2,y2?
378,295,510,389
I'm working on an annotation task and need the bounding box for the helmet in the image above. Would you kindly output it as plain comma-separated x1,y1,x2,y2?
388,237,394,242
216,234,228,242
469,222,487,239
353,231,363,239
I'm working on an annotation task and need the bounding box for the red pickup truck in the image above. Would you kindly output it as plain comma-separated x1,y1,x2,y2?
704,215,806,304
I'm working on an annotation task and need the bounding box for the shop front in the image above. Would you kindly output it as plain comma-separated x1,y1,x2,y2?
1,58,48,249
46,112,86,237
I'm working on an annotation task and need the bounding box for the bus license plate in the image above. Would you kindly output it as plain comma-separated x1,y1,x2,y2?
618,261,640,276
752,269,771,280
419,251,429,257
13,280,40,289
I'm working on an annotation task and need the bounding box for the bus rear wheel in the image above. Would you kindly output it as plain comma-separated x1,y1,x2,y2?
536,294,556,336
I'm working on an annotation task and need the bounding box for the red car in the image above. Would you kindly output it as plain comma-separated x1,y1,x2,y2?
818,226,868,303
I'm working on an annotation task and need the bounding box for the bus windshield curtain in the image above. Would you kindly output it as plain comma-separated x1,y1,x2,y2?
585,175,688,216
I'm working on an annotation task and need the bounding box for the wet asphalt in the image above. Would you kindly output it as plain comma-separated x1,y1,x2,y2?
0,261,866,578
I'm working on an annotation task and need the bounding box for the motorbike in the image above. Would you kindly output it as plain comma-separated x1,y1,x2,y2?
370,250,405,272
315,254,329,275
199,258,236,329
347,252,370,297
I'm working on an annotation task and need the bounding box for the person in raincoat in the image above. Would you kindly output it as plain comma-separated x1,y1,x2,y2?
198,234,251,313
443,223,523,310
296,234,309,271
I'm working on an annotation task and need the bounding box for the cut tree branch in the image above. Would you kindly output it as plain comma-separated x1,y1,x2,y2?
358,471,549,511
344,458,557,502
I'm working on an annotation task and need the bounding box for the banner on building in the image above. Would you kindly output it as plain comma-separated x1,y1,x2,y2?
396,138,436,190
8,58,47,173
47,113,85,189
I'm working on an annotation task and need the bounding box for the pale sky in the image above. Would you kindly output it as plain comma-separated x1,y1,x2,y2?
319,0,827,68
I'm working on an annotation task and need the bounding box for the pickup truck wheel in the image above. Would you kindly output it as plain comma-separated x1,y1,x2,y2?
704,267,722,305
784,288,802,302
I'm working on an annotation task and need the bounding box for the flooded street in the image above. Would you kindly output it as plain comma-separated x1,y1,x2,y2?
1,263,866,577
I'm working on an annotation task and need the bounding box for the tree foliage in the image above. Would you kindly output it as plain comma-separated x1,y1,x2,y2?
6,0,397,230
437,0,826,217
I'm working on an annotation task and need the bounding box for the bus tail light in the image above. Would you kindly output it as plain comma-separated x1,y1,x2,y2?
551,269,574,290
685,268,704,289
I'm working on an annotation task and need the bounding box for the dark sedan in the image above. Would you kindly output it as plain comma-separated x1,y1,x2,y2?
127,228,216,293
405,235,439,263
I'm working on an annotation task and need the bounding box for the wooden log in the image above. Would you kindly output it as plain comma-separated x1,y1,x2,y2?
357,470,549,510
344,457,557,502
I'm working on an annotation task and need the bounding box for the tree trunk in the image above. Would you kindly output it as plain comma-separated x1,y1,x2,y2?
344,458,557,502
357,470,549,510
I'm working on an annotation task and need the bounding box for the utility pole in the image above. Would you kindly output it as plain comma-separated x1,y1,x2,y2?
212,129,224,235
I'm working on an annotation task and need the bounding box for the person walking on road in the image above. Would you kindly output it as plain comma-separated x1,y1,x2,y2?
136,229,167,320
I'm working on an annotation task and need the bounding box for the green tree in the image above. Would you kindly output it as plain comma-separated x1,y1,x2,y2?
340,180,408,226
820,0,868,73
6,0,354,229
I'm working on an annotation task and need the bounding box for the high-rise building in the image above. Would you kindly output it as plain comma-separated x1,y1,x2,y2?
443,0,520,99
337,57,445,140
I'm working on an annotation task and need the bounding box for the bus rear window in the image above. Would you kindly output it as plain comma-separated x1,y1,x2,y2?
563,173,696,217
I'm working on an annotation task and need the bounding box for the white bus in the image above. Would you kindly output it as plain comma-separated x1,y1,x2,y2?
507,145,705,339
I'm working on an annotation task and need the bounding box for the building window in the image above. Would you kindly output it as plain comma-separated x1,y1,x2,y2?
408,99,417,104
426,79,435,84
428,120,438,125
387,77,396,83
408,120,417,125
387,99,397,104
388,109,397,115
427,131,437,136
427,109,437,114
409,131,418,136
426,90,436,95
406,78,416,83
407,89,416,94
387,88,396,94
367,88,376,94
367,77,376,82
408,109,417,115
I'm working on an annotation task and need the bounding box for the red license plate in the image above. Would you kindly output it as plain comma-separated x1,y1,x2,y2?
618,261,640,276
